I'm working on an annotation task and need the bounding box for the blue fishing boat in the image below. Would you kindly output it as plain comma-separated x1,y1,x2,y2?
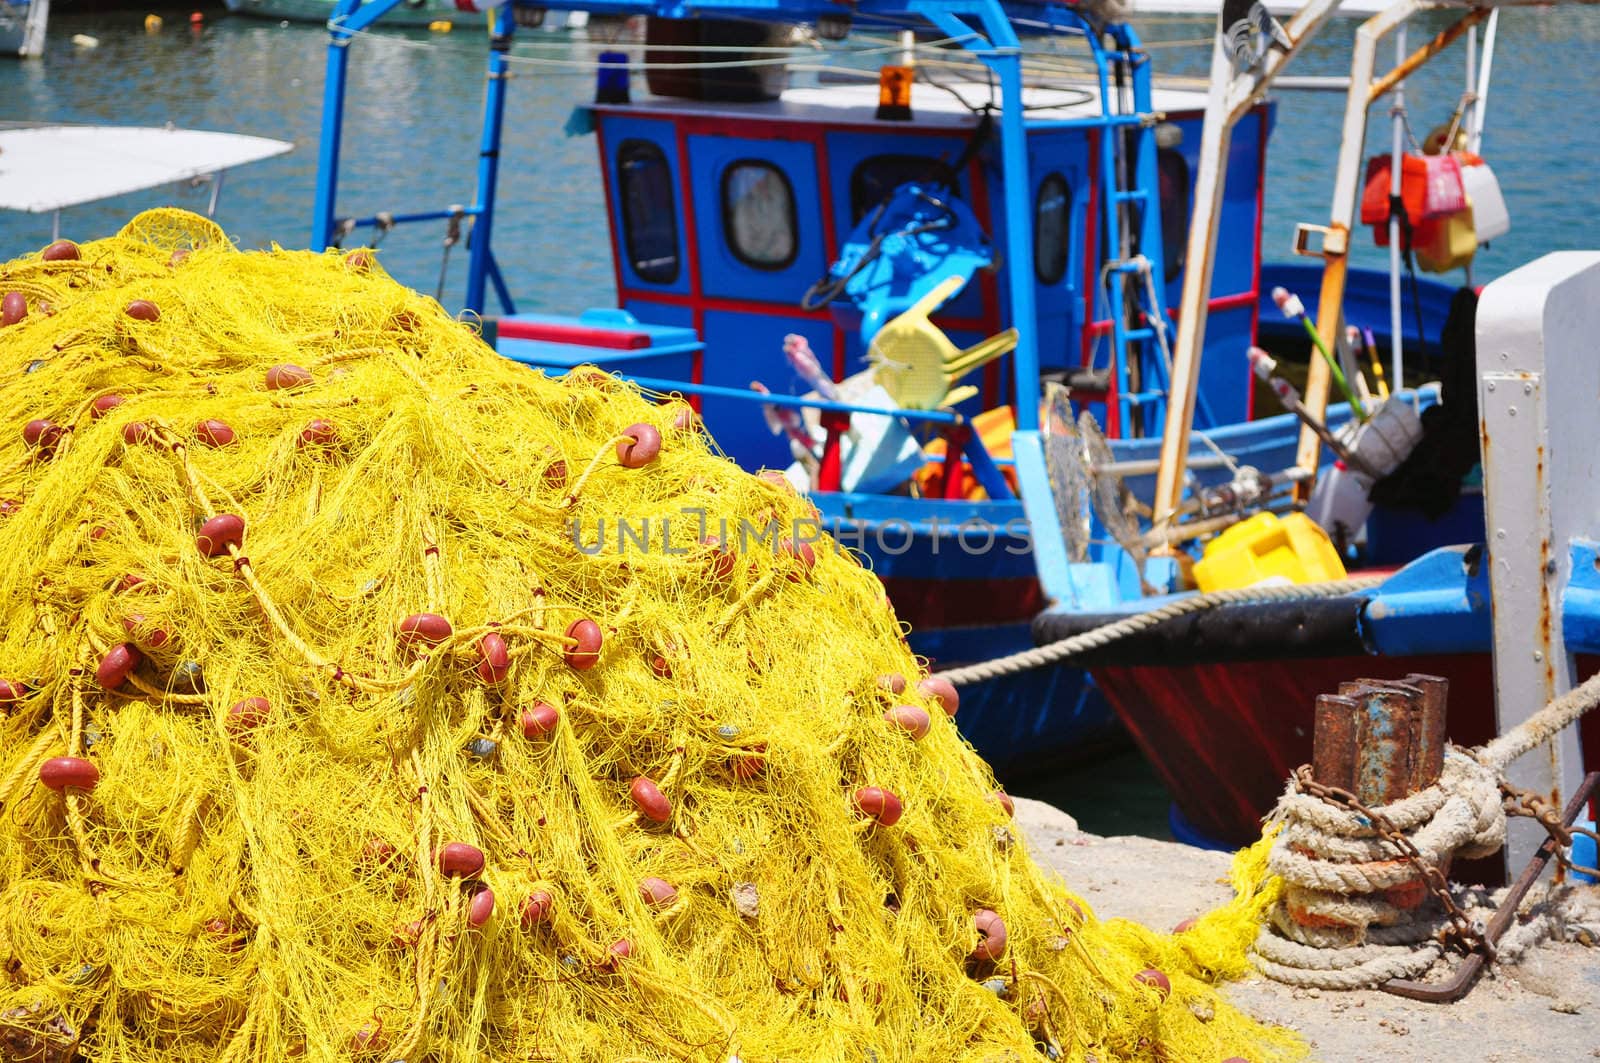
0,0,46,58
306,0,1570,821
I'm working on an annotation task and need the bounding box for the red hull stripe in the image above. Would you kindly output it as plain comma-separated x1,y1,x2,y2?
878,576,1045,630
497,320,652,350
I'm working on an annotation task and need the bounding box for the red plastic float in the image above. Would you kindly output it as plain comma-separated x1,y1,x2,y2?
667,403,696,431
39,756,99,793
993,790,1015,818
467,886,495,928
701,537,736,582
91,394,125,418
541,458,568,488
397,613,452,649
22,419,61,449
1173,917,1198,933
227,696,271,732
605,938,633,966
41,240,80,261
629,776,671,823
121,614,171,650
195,513,244,557
563,618,602,670
758,469,795,494
877,673,907,695
918,675,960,716
972,908,1008,962
361,839,398,868
121,422,154,446
780,537,817,580
435,841,485,878
476,633,510,684
298,419,337,448
519,702,559,738
194,420,236,447
852,786,903,827
264,364,311,390
639,877,677,908
1,292,25,327
124,300,160,322
520,891,554,928
344,250,374,271
0,679,27,708
95,643,142,689
883,704,931,741
615,423,662,468
728,744,766,780
1134,968,1171,1000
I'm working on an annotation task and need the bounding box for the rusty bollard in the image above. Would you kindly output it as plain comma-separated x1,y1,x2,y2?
1310,675,1450,801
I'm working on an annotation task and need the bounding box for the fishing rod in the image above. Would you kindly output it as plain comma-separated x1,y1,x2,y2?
1248,347,1381,478
1271,285,1365,420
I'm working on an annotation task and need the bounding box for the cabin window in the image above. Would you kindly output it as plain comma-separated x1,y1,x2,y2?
1034,172,1071,286
1157,148,1190,283
850,155,960,223
616,139,680,285
721,160,799,270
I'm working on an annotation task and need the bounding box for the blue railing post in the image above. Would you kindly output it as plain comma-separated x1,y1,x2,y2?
311,0,362,251
465,3,515,314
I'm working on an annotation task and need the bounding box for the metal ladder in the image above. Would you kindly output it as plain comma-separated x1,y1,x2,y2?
1092,27,1173,439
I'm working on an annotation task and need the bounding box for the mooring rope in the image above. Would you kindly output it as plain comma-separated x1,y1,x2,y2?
1252,671,1600,989
939,575,1389,687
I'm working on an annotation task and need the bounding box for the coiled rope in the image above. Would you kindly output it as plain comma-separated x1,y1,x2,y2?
940,575,1388,686
1252,671,1600,989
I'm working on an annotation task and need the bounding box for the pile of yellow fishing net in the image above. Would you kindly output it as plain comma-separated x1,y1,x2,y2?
0,209,1294,1062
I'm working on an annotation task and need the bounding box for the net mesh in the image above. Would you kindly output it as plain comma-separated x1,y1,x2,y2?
0,209,1296,1063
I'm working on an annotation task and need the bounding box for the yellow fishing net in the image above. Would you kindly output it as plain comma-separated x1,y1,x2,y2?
0,209,1295,1063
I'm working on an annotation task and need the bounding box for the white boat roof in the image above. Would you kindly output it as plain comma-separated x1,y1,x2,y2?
605,79,1210,128
1129,0,1393,14
0,125,293,214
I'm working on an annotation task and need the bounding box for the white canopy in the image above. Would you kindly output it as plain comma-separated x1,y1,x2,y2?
0,125,293,214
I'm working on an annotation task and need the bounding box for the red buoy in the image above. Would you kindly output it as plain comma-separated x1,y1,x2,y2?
780,537,817,580
1134,968,1171,1000
616,423,662,469
520,891,554,928
918,675,960,716
667,403,696,431
541,458,568,489
649,654,672,679
563,618,602,670
1,292,25,327
22,419,61,449
876,673,907,695
95,642,142,689
123,300,160,322
121,422,154,446
639,876,677,909
344,250,374,272
701,537,736,582
41,240,80,262
298,419,338,449
993,789,1015,818
973,908,1008,962
39,756,99,793
226,696,271,733
758,469,796,494
264,364,311,391
883,704,931,741
519,702,559,739
1173,918,1198,934
0,679,27,708
196,513,244,557
121,614,171,650
435,841,485,878
852,786,903,827
629,776,671,823
467,886,495,928
605,938,633,966
397,613,453,649
728,744,766,781
476,632,510,684
91,394,125,419
194,419,236,447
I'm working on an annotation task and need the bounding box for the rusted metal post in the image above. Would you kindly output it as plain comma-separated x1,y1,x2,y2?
1402,674,1448,790
1312,694,1359,791
1338,681,1418,805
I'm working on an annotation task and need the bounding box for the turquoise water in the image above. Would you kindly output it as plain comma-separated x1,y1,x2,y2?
4,6,1599,309
4,7,1598,835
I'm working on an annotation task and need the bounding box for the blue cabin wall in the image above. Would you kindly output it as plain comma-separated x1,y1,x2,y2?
591,100,1273,471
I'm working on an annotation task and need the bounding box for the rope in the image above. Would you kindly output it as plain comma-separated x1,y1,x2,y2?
1250,672,1600,989
940,575,1387,686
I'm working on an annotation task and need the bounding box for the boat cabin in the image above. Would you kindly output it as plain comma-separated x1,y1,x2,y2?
577,76,1274,472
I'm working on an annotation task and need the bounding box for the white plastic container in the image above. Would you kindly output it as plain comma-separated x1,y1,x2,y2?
1308,397,1424,544
1461,162,1510,244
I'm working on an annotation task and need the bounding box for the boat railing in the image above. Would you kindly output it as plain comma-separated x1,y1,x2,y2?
619,373,1014,500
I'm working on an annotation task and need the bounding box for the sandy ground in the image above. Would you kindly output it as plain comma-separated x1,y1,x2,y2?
1013,797,1600,1063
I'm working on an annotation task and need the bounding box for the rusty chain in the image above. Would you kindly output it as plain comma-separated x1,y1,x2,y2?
1500,780,1600,881
1292,766,1487,955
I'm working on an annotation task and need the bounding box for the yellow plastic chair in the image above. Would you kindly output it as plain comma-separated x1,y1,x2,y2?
867,275,1020,410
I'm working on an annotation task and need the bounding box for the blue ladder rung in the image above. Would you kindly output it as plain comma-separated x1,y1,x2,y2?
1119,327,1155,341
1127,390,1166,405
1113,190,1149,203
